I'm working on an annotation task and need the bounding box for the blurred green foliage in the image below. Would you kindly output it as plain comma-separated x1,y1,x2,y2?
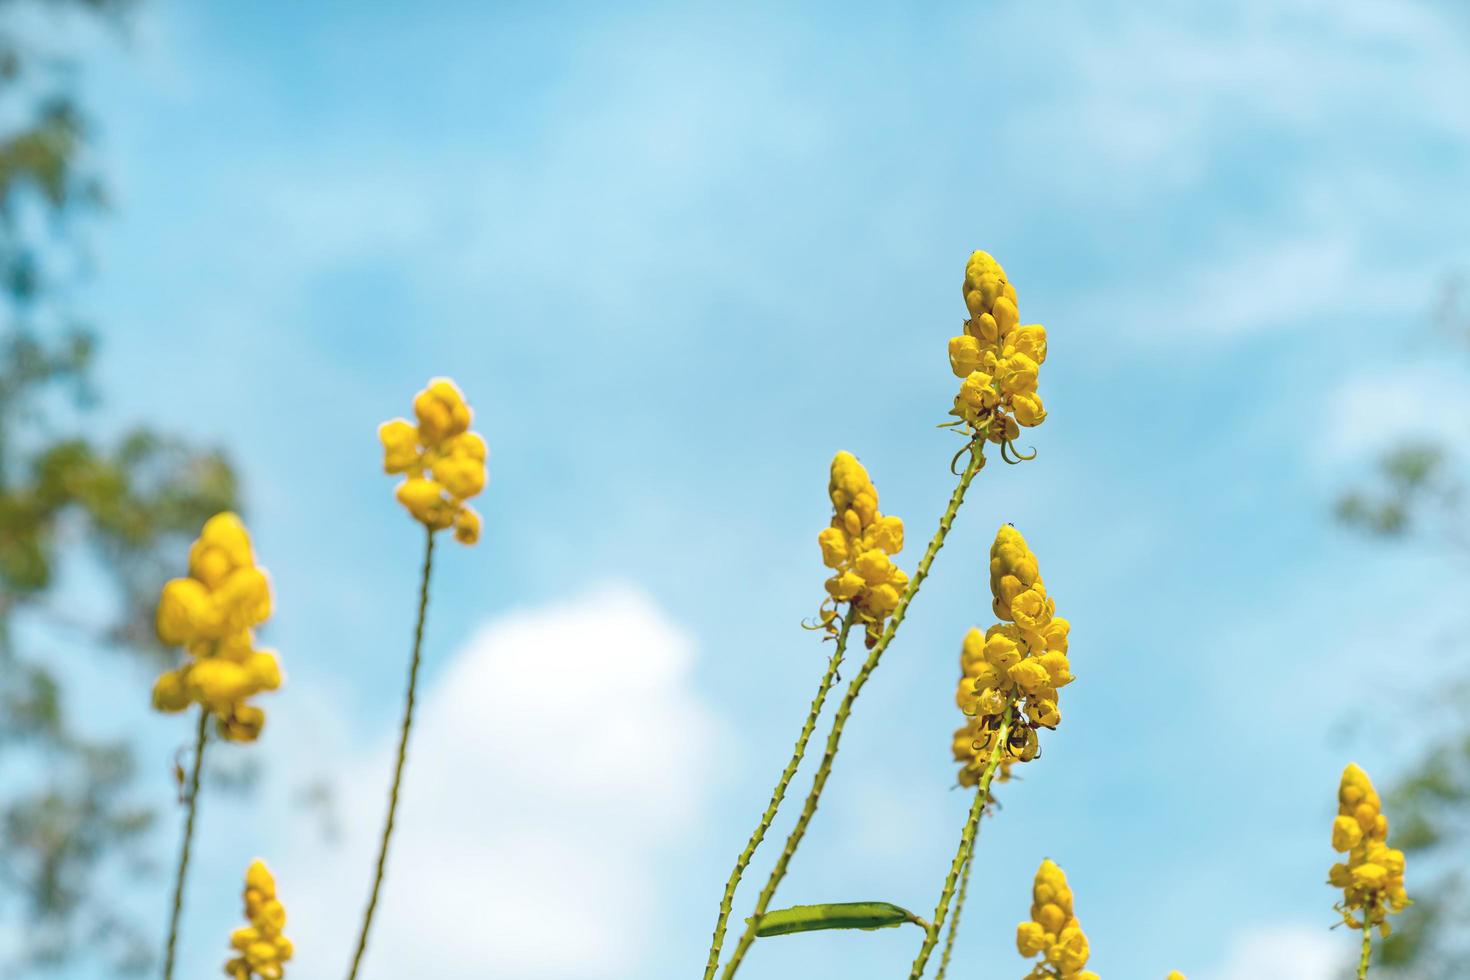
1334,276,1470,978
1,0,241,973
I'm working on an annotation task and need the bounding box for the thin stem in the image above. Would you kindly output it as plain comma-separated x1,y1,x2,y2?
345,527,436,980
161,708,209,980
721,442,986,980
909,706,1012,980
933,843,973,980
1358,919,1372,979
701,612,858,980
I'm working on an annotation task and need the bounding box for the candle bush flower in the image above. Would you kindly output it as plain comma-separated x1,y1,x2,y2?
225,860,293,980
710,250,1035,980
952,525,1073,783
817,450,908,646
153,512,281,980
348,377,488,980
1330,763,1410,976
151,512,281,742
379,377,487,545
948,250,1047,454
1015,859,1098,980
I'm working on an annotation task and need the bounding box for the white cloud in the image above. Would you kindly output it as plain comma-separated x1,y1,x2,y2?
266,584,721,979
1200,923,1346,980
1317,358,1470,467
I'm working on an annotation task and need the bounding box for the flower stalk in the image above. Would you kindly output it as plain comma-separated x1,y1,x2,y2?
908,705,1012,980
345,526,435,980
700,609,858,980
161,708,209,980
719,439,986,979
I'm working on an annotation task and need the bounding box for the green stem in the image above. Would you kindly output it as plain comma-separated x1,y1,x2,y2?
1358,919,1372,979
345,526,436,980
701,611,858,980
161,708,209,980
933,840,973,980
721,441,986,980
909,706,1012,980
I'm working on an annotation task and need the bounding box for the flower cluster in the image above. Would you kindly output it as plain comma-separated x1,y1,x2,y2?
816,451,908,646
952,525,1071,785
1016,859,1098,980
225,860,293,980
151,513,282,742
948,250,1047,445
379,377,487,545
1329,763,1410,935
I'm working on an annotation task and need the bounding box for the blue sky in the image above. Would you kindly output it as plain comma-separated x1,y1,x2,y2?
19,0,1470,977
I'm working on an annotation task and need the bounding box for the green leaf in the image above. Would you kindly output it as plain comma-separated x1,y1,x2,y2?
751,901,924,938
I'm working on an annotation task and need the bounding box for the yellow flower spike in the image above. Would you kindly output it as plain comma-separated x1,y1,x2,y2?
950,251,1048,446
1016,859,1095,979
383,378,488,544
225,860,292,980
1330,764,1410,975
156,513,284,978
814,451,907,646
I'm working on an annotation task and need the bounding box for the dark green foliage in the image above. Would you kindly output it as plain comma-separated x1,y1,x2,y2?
0,1,241,973
1334,276,1470,978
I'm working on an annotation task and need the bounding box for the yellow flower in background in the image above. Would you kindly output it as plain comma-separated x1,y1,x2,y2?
954,525,1072,785
379,377,488,543
1016,859,1099,980
151,513,282,743
949,251,1048,446
1329,763,1410,936
816,451,907,646
224,860,293,980
1165,973,1187,980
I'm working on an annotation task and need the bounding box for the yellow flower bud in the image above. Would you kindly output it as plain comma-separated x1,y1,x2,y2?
151,670,190,712
396,477,456,529
217,703,266,742
454,506,482,545
1009,324,1048,365
187,659,254,705
1012,392,1047,428
948,335,984,378
1332,814,1363,852
157,577,218,645
1007,659,1052,696
413,377,472,443
1016,921,1047,957
869,514,903,555
245,651,283,692
432,454,486,500
378,418,421,473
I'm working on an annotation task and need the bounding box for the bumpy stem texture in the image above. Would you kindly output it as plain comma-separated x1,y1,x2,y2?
721,443,986,979
346,527,436,980
933,843,973,980
1358,921,1372,979
701,612,858,980
909,706,1012,980
161,708,209,980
